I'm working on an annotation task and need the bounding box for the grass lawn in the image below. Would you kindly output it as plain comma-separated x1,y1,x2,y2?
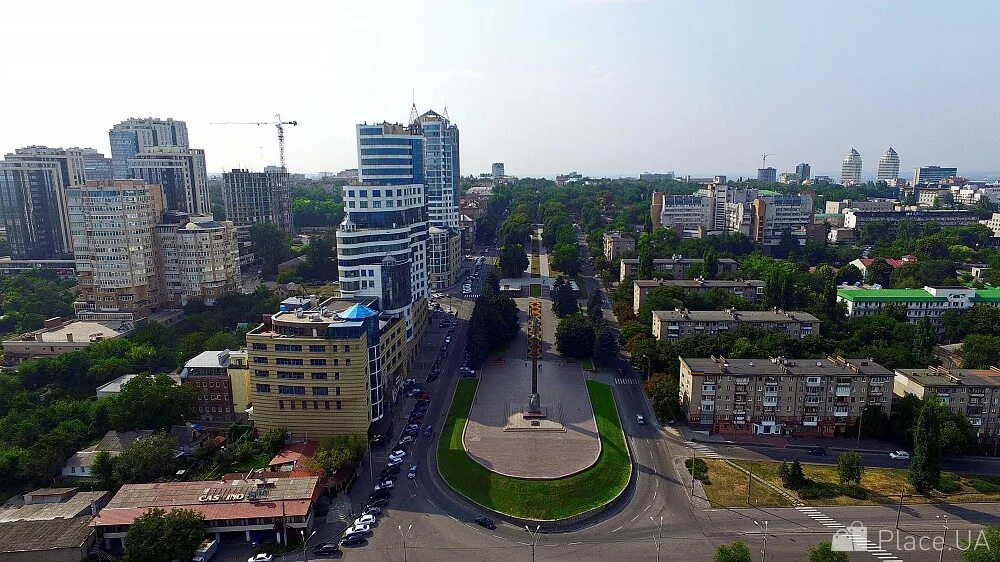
437,379,631,520
529,284,542,297
720,460,1000,507
580,357,595,371
700,460,793,507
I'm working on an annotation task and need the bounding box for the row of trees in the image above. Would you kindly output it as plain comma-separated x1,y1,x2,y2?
554,286,619,364
465,271,520,368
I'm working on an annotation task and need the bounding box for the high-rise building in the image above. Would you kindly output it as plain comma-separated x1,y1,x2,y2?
877,147,900,183
155,212,240,306
750,193,815,251
757,167,777,183
428,226,461,290
73,148,113,182
68,180,165,323
491,162,505,178
913,165,958,185
109,117,189,179
128,147,210,215
413,108,460,228
338,122,429,354
0,146,85,258
246,296,408,435
795,163,811,180
222,168,292,232
841,148,862,185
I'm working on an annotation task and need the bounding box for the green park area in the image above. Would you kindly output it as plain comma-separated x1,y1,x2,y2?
437,379,630,520
529,284,542,297
698,458,1000,508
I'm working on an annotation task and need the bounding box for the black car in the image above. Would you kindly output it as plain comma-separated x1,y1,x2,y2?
416,399,430,406
380,465,400,477
314,542,341,555
412,407,427,416
362,506,383,517
426,373,439,383
340,534,366,547
369,489,391,501
402,427,419,437
806,447,827,456
474,516,496,530
365,498,389,509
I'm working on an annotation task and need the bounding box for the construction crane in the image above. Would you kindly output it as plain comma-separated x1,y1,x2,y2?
210,114,298,170
761,153,773,168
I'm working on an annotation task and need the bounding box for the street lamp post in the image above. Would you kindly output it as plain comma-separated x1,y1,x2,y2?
649,515,663,562
398,524,413,562
753,520,769,562
525,524,540,562
300,529,316,562
937,515,949,562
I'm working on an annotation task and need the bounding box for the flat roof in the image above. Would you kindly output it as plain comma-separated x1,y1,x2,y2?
653,310,820,323
681,357,891,377
96,373,180,395
621,257,738,265
183,349,232,369
0,491,108,523
974,287,1000,303
5,320,124,344
896,368,1000,388
635,279,764,288
92,476,320,527
836,288,943,302
0,517,94,553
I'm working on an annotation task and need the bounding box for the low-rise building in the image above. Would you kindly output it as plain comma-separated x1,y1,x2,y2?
632,278,765,315
2,317,126,365
848,255,917,279
824,199,896,214
679,356,893,436
0,257,76,278
62,430,154,479
91,476,321,550
844,208,978,230
652,309,821,340
836,286,1000,328
894,366,1000,442
602,231,635,261
619,256,738,282
95,373,180,398
180,349,238,424
980,213,1000,238
827,227,857,245
0,488,110,562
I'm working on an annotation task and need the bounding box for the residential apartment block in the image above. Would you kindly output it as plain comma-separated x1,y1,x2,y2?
679,356,893,436
180,349,238,425
894,366,1000,443
877,147,900,183
602,231,635,261
843,208,978,230
246,296,408,438
428,225,461,290
222,168,292,232
155,212,240,306
837,286,1000,327
632,278,765,315
109,117,189,179
619,256,738,282
128,146,210,215
652,309,820,340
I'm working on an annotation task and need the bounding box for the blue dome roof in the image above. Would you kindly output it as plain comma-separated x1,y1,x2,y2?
339,303,378,320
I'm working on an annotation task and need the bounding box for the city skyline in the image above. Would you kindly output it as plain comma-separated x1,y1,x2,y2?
2,1,999,178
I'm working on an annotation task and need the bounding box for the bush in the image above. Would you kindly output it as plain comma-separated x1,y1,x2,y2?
936,473,962,494
779,460,807,489
837,451,864,485
840,485,869,500
968,477,1000,494
685,458,709,483
797,481,843,500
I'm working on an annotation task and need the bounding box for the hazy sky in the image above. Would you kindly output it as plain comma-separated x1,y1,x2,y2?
2,0,998,179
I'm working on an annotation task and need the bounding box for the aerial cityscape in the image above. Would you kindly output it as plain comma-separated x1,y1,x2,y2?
2,2,1000,562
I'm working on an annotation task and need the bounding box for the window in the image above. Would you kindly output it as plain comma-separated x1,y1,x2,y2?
334,373,340,380
278,385,306,395
277,372,305,379
333,359,339,366
275,344,302,352
254,370,270,377
336,387,341,396
325,401,330,410
336,401,342,410
309,345,326,352
345,345,351,352
252,343,267,351
276,358,303,365
256,384,271,393
312,387,329,396
310,359,327,366
311,373,327,380
346,359,352,366
253,357,268,364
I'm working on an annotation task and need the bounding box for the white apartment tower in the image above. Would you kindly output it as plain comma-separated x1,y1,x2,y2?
877,147,900,183
841,148,863,185
68,180,165,322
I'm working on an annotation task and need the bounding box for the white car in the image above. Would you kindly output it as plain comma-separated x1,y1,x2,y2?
889,451,911,460
374,480,394,491
345,523,371,536
445,336,451,343
248,555,273,562
354,513,377,526
389,452,406,463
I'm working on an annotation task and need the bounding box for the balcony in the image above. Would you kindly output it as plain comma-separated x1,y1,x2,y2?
802,416,818,427
970,389,986,397
833,408,850,417
835,386,851,397
764,377,779,384
763,397,778,406
971,418,983,427
701,398,715,406
805,377,821,387
735,377,750,385
702,386,717,395
804,396,820,404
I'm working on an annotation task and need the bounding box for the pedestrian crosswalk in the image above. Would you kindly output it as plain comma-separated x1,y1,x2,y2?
794,507,904,561
614,377,640,385
684,441,722,459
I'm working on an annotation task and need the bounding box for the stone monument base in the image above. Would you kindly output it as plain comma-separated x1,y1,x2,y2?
503,403,565,432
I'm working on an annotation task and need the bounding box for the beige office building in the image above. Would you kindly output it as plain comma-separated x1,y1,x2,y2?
679,356,893,436
652,309,820,340
428,225,461,290
894,366,1000,443
155,212,240,306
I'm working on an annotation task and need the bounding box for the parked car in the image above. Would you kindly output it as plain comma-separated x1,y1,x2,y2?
402,378,416,387
380,465,400,477
354,513,377,526
314,543,341,556
398,435,415,446
374,479,394,491
248,555,273,562
386,457,403,467
426,372,439,383
389,452,407,463
474,516,496,530
889,451,911,460
806,447,827,456
445,336,451,343
340,534,366,547
416,399,430,407
365,498,389,509
635,414,646,425
423,425,433,437
408,464,418,479
369,489,391,501
362,506,382,517
402,427,418,438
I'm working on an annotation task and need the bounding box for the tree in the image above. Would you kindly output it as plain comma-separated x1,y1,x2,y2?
498,244,529,277
779,460,806,489
703,248,719,280
109,374,196,431
592,325,619,367
90,450,115,485
637,233,653,279
250,222,293,278
714,540,753,562
113,434,178,485
808,542,850,562
555,314,595,358
909,396,942,492
644,373,680,421
587,290,605,327
865,259,893,286
122,508,205,562
551,242,581,276
837,451,864,485
960,335,1000,369
551,276,578,317
308,433,367,474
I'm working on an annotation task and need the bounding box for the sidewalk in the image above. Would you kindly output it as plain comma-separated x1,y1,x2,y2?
676,424,902,455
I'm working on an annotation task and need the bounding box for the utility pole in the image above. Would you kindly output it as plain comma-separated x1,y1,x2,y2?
937,515,948,562
301,529,316,562
895,491,904,529
747,462,753,505
525,524,540,562
398,524,413,562
649,515,663,562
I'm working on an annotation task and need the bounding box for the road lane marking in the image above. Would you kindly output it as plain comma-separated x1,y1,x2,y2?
612,526,623,533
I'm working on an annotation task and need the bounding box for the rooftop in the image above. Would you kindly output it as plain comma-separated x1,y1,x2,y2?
96,373,180,396
621,257,738,265
5,319,124,344
0,517,94,554
653,309,820,323
634,278,764,288
0,490,108,523
836,288,942,302
183,349,233,370
681,356,892,377
896,367,1000,388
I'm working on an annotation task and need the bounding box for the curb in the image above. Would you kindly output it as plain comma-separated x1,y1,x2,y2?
688,436,894,456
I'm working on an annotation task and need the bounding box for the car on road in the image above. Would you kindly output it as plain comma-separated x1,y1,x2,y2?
635,414,645,425
408,464,418,479
402,427,419,438
426,372,439,382
345,523,372,536
354,513,377,526
369,433,385,445
369,488,391,501
418,391,430,400
362,506,382,517
439,321,450,328
474,516,496,530
806,447,827,456
402,378,416,387
340,534,366,547
889,451,911,460
407,386,424,397
389,452,407,463
365,498,389,509
405,423,420,432
314,542,341,556
398,435,415,446
445,336,451,343
423,425,433,437
448,325,456,334
380,465,400,477
386,456,403,467
248,555,273,562
416,398,430,406
374,480,394,492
